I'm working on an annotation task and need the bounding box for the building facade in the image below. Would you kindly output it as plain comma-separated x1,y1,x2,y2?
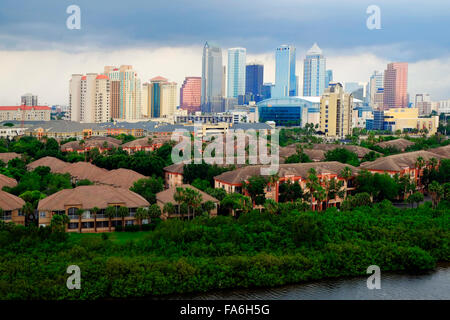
142,76,177,119
303,43,326,97
227,48,246,98
245,63,264,102
180,76,201,113
369,71,384,108
415,93,432,116
319,83,353,139
383,62,408,109
21,93,38,106
0,106,51,121
273,45,297,98
201,42,224,113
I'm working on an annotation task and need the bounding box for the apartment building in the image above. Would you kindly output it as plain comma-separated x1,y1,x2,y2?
0,106,51,121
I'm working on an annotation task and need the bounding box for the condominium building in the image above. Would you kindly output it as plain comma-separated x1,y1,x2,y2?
21,93,38,106
0,105,51,121
383,62,408,109
142,76,177,118
180,77,201,112
319,83,353,139
69,73,110,123
104,65,142,120
433,98,450,114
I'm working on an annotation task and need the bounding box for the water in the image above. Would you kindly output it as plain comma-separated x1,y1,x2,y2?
170,265,450,300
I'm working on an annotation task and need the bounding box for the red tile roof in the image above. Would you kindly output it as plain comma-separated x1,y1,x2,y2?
0,106,50,111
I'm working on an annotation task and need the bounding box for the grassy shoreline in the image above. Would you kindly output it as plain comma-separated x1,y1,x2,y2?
0,201,449,299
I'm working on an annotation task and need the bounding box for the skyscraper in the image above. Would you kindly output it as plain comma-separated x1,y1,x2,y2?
227,48,246,98
201,41,224,113
245,63,264,102
21,93,38,106
180,77,202,113
383,62,408,109
104,65,142,120
303,43,326,97
369,71,384,107
325,70,333,89
142,76,177,118
69,73,110,123
319,83,352,139
273,45,296,97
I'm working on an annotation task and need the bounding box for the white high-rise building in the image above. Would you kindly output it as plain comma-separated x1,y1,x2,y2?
369,71,384,107
227,48,246,98
69,73,110,123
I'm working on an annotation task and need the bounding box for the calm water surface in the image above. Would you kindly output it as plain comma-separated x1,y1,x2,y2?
168,264,450,300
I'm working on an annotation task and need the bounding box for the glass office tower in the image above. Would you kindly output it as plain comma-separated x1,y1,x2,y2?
273,45,297,98
227,48,246,98
303,43,326,97
201,41,224,113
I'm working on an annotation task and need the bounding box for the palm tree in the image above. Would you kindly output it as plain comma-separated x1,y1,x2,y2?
135,207,148,231
174,187,184,219
428,181,444,209
415,156,426,187
162,202,175,219
202,200,216,216
105,206,116,232
306,168,319,210
91,207,100,233
117,206,129,229
148,204,161,223
184,188,202,219
340,166,353,198
75,208,84,233
325,178,345,208
428,157,438,168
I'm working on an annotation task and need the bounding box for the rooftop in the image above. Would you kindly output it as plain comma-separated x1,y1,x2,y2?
375,138,415,151
94,168,146,189
0,152,21,164
156,184,219,204
37,185,149,211
214,162,360,184
0,190,25,211
359,150,445,172
0,174,17,190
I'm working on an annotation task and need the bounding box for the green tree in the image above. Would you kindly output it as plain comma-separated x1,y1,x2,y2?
163,202,176,218
117,206,129,229
202,200,216,216
105,206,116,232
91,207,100,233
135,207,149,230
263,198,279,214
324,148,359,167
407,192,424,208
148,204,161,222
428,181,444,208
74,208,84,233
241,176,268,206
130,177,164,204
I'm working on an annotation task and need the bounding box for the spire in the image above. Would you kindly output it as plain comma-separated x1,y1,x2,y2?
307,43,322,55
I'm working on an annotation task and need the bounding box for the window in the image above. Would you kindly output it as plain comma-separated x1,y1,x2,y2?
40,211,46,218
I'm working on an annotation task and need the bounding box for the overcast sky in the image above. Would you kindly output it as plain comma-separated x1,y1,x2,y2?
1,0,449,105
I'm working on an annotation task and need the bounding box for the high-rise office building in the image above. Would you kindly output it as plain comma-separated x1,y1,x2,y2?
325,70,333,89
369,71,384,107
273,45,296,97
227,48,246,98
319,82,353,139
69,73,110,123
142,76,177,118
245,63,264,102
303,43,326,97
104,65,142,120
201,41,224,113
261,83,274,100
345,82,369,103
21,93,38,106
180,77,202,113
415,93,432,116
383,62,408,109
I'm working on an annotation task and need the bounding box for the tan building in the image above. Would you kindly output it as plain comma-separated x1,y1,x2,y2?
163,163,185,189
0,190,25,225
142,77,177,119
156,184,218,219
0,106,51,122
320,83,353,139
37,185,149,232
383,107,439,135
